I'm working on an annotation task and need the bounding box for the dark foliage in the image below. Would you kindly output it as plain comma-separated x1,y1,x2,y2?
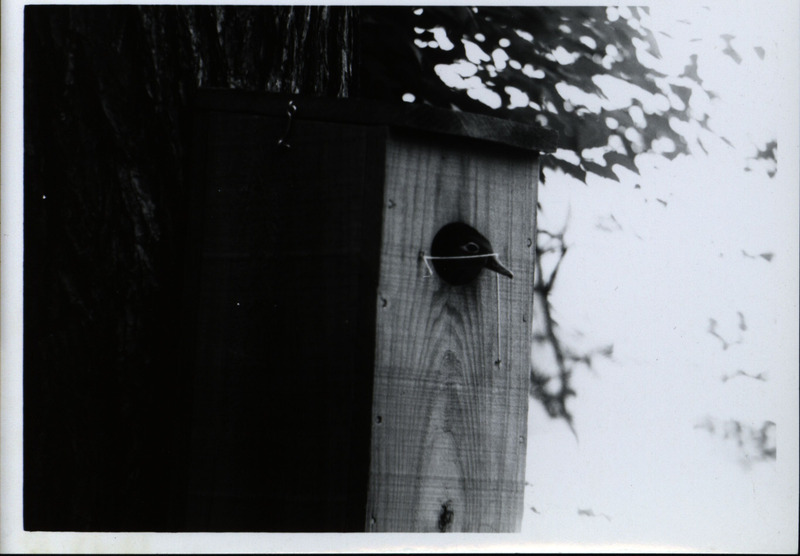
360,6,698,182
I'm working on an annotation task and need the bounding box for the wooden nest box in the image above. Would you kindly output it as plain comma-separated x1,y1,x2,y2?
184,90,557,532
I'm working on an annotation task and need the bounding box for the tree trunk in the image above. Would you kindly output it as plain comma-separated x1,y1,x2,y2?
24,5,355,531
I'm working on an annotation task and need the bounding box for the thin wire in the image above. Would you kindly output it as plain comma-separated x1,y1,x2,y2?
276,100,297,148
421,252,500,277
419,251,505,365
496,272,501,365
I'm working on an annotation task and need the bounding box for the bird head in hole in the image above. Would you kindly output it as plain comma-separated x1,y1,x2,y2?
429,222,513,285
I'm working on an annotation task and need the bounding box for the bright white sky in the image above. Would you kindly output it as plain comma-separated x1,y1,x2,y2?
520,2,799,552
2,1,798,553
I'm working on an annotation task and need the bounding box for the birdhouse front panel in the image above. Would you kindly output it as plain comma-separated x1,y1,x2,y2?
366,130,539,532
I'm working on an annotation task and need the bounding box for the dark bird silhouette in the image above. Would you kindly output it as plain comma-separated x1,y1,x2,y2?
429,222,514,285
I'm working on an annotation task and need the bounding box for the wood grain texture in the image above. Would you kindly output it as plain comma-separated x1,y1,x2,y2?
366,130,538,532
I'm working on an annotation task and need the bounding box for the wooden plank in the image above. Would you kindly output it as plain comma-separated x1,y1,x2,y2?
194,89,558,154
184,109,385,531
366,129,538,532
